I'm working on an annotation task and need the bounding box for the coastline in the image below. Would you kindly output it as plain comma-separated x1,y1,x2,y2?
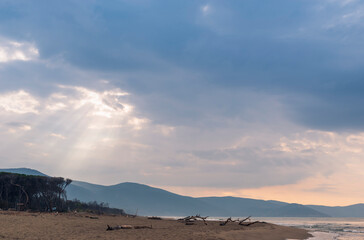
0,211,312,240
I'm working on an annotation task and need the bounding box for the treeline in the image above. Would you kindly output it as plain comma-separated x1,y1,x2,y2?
67,200,125,215
0,172,125,215
0,172,71,212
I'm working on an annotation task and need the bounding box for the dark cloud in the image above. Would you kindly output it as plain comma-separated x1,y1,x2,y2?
1,0,364,130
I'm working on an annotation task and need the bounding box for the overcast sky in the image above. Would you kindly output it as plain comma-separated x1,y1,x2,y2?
1,0,364,206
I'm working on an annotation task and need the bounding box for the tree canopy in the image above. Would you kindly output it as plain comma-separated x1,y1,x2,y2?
0,172,71,212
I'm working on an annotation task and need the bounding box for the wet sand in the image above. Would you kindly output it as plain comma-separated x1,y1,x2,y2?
0,211,312,240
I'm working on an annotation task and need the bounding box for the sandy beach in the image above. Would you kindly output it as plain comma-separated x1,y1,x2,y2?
0,211,312,240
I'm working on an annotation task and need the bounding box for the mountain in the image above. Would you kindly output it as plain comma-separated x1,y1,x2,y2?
268,203,329,217
68,181,327,217
198,197,285,217
197,197,328,217
0,168,362,217
67,181,226,216
307,204,364,218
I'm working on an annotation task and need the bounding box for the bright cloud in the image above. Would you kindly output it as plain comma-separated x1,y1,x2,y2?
0,38,39,63
4,122,32,134
0,85,145,136
55,85,131,118
0,90,40,114
49,133,66,140
128,117,149,130
278,130,364,154
0,85,152,173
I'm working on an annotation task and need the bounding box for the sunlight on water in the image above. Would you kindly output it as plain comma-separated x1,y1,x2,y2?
308,232,338,240
255,217,364,240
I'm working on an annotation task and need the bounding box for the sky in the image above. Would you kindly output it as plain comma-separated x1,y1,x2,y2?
0,0,364,206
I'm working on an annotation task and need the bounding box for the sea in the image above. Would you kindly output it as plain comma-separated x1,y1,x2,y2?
255,217,364,240
165,216,364,240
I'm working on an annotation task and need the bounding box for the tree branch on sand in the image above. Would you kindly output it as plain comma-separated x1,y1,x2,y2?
106,225,152,231
220,216,253,226
238,216,251,225
220,217,236,226
178,214,209,225
239,221,264,226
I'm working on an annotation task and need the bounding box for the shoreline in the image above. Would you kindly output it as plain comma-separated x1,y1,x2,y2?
0,210,312,240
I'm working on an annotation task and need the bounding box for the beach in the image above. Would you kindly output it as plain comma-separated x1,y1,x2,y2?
0,211,312,240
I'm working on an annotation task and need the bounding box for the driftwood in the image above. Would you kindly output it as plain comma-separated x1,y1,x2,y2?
107,225,133,230
148,216,162,220
220,216,252,226
134,225,153,229
106,225,152,231
185,221,195,225
238,216,251,225
220,217,236,226
239,221,265,226
178,214,208,225
107,225,117,231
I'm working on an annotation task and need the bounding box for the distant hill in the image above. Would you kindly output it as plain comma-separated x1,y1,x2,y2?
1,168,363,217
0,168,47,177
198,197,285,217
307,204,364,218
67,181,226,216
67,181,327,217
268,203,329,217
198,197,328,217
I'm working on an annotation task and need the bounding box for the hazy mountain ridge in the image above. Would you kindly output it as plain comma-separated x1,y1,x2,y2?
0,168,48,177
1,168,362,217
307,204,364,218
197,197,329,217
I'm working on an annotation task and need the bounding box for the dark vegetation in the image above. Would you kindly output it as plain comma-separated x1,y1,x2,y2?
0,172,71,211
67,199,125,215
0,172,125,215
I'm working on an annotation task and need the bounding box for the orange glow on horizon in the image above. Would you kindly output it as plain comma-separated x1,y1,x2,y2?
158,174,364,207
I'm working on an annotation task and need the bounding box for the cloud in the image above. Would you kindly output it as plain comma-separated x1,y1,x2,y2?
2,122,32,133
49,133,66,140
0,1,362,132
201,4,210,15
0,38,39,63
278,130,364,155
1,0,364,204
0,90,39,114
320,2,364,29
128,117,149,130
155,125,175,136
55,85,131,118
0,85,146,140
